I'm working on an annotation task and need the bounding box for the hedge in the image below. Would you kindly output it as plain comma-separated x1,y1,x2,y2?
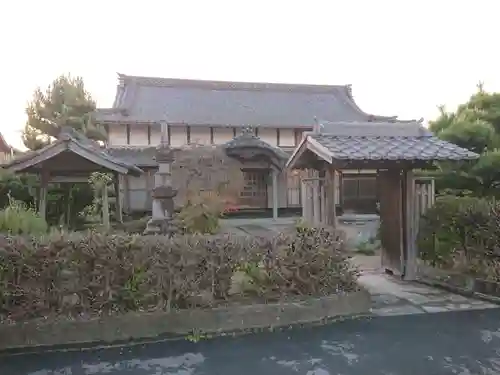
417,195,500,281
0,226,357,323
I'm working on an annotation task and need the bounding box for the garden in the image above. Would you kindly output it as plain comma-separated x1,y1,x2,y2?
0,145,366,349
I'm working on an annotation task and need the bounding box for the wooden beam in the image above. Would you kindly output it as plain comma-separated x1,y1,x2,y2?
50,176,90,183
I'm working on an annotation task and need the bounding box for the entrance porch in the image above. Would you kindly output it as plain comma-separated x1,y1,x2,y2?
286,121,478,280
224,128,289,219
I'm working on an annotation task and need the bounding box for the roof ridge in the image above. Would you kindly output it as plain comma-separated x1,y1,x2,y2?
116,73,349,94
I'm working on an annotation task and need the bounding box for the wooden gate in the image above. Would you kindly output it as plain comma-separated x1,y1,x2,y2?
413,177,435,228
301,176,326,225
300,169,340,225
403,175,436,280
239,169,269,208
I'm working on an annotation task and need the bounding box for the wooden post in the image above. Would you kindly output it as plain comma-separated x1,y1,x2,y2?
320,180,325,224
102,182,110,231
39,169,49,221
123,175,130,213
301,179,306,219
378,169,404,276
325,167,337,228
312,174,320,225
271,168,279,220
114,173,123,223
429,179,435,206
333,169,338,226
403,170,417,280
64,183,71,227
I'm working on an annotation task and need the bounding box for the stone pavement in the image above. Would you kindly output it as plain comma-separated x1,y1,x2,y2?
361,271,499,316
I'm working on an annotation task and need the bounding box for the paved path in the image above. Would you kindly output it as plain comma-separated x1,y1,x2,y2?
4,308,500,375
361,272,498,316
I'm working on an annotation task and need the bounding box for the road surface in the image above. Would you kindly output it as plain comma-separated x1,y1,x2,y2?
3,308,500,375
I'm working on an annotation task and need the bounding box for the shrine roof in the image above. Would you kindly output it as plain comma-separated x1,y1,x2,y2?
4,128,143,176
287,121,479,168
94,73,399,127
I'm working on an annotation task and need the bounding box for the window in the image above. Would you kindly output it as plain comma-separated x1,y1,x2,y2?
342,176,377,199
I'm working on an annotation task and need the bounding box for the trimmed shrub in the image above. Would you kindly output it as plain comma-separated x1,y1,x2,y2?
417,195,500,280
177,195,224,234
0,226,357,322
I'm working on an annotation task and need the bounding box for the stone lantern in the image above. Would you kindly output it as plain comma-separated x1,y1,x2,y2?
144,121,177,235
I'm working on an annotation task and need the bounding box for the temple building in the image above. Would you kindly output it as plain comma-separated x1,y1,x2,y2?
93,74,419,215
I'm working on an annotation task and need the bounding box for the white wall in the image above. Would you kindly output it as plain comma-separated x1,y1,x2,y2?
107,125,128,146
279,128,295,147
107,124,304,149
213,127,233,144
259,128,277,146
190,126,211,145
130,126,149,146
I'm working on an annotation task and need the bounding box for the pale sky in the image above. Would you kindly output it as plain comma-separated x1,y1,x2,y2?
1,0,499,149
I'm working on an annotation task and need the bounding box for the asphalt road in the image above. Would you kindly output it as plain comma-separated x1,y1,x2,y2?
3,308,500,375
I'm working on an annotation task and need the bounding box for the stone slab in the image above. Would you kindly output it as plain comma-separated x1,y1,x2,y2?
0,290,371,352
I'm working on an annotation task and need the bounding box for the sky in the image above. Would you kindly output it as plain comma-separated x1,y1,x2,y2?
1,0,499,149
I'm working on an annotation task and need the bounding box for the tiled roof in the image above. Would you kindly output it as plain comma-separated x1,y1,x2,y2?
224,129,290,158
5,128,143,175
310,132,479,162
224,129,290,169
95,74,397,126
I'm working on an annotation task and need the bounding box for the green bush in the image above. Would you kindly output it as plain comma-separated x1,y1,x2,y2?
0,171,36,209
417,195,500,279
177,195,224,234
0,198,48,235
0,227,357,322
